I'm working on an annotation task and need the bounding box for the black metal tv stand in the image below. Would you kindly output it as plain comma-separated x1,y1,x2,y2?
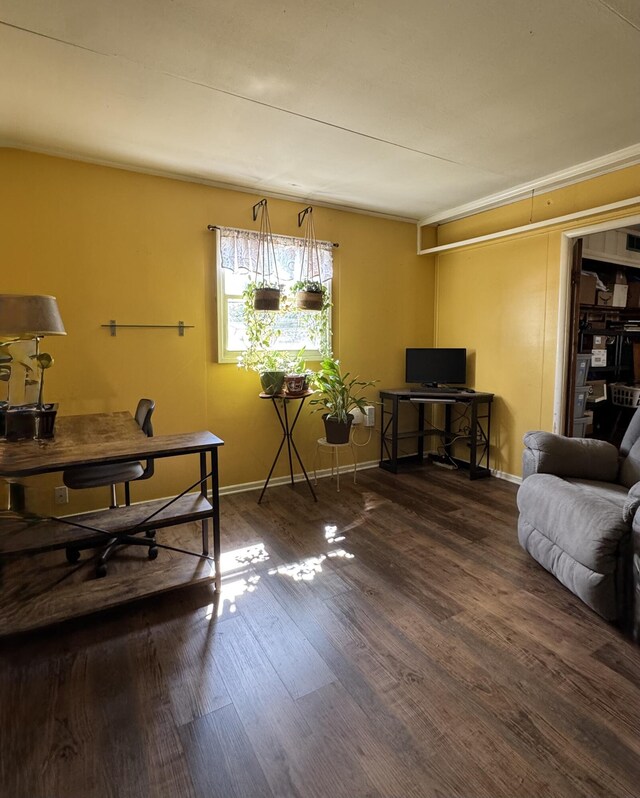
379,388,494,479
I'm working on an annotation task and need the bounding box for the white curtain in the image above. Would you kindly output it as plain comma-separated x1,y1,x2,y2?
218,227,333,283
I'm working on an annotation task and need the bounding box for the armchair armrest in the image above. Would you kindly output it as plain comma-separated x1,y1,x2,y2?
624,481,640,524
522,431,619,481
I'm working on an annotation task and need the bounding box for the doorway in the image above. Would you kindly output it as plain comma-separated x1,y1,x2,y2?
560,219,640,444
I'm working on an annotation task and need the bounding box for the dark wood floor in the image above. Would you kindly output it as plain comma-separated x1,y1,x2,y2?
2,465,640,798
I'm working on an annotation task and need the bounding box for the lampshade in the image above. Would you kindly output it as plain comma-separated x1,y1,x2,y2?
0,294,66,337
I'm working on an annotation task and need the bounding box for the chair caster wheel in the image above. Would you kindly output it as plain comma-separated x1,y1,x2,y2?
96,563,108,578
148,530,156,539
65,548,81,565
148,546,158,560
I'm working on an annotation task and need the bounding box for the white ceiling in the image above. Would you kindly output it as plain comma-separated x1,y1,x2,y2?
0,0,639,221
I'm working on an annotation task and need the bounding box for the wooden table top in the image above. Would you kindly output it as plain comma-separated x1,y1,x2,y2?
0,412,224,477
259,389,314,400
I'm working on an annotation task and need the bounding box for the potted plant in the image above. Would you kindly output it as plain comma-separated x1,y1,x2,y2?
252,281,282,311
291,280,326,311
310,358,376,444
283,348,312,396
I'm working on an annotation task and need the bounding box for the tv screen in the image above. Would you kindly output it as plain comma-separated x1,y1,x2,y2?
406,348,466,386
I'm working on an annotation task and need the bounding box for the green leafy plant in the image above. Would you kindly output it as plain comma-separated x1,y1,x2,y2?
237,283,284,372
309,358,376,423
291,280,324,294
237,280,333,374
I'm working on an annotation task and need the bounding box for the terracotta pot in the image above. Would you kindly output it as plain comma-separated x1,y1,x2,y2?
295,290,323,311
260,371,285,396
254,288,281,311
284,374,308,395
323,413,353,444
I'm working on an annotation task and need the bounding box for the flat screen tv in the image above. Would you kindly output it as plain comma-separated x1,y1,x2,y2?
405,348,466,386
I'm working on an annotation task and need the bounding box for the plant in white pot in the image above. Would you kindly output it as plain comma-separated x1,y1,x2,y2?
310,358,376,444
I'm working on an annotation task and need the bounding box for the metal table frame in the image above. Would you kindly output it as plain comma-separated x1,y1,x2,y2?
258,391,317,503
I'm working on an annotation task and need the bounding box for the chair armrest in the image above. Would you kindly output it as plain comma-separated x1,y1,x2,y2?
522,431,619,481
624,481,640,524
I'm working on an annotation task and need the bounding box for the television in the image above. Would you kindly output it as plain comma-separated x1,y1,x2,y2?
405,348,466,387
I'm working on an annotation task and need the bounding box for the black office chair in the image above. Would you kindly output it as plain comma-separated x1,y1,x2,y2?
63,398,156,577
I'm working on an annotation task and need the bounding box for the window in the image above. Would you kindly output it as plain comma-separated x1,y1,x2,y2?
216,226,333,364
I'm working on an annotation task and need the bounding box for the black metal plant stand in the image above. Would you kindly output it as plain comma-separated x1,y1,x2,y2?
258,391,317,503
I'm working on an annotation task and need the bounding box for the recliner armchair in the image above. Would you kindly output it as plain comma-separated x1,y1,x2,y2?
517,410,640,629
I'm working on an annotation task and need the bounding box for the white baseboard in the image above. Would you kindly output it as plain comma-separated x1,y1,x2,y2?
219,459,379,496
491,468,522,485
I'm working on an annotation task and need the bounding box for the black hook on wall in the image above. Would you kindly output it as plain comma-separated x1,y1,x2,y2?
252,198,267,221
298,206,313,227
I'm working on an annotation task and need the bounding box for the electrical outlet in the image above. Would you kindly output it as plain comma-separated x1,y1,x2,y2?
363,405,375,427
54,486,69,505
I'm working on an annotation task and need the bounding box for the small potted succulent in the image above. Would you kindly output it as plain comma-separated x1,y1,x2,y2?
310,358,376,444
291,280,326,311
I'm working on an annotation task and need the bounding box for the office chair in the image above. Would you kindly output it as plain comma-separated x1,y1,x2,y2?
63,398,156,577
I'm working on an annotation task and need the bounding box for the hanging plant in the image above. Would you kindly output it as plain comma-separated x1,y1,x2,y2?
294,207,325,311
252,199,281,311
291,280,325,311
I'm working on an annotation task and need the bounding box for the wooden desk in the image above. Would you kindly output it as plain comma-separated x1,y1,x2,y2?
0,412,224,636
379,389,494,479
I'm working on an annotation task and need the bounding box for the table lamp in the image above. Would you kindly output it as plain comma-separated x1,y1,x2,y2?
0,294,66,440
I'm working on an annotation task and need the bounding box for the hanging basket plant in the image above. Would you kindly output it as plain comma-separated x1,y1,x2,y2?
294,207,326,312
291,280,325,311
254,286,281,310
251,199,281,311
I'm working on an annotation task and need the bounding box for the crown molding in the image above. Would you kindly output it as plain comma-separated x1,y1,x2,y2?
418,143,640,227
0,141,418,225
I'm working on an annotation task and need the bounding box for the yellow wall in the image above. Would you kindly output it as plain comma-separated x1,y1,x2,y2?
429,165,640,477
0,148,434,513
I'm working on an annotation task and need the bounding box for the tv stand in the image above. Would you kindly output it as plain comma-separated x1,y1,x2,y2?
379,388,494,479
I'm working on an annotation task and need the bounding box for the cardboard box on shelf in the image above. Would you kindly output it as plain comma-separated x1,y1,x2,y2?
587,380,607,403
597,290,613,306
579,273,597,305
627,283,640,308
612,284,628,307
591,350,607,367
592,335,607,347
584,410,594,435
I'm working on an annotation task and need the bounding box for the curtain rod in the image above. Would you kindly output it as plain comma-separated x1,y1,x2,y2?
206,224,339,248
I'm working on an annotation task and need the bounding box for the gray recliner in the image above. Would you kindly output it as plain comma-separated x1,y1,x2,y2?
517,410,640,628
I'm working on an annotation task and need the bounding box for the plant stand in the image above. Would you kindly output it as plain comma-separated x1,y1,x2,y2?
258,390,317,503
313,437,357,492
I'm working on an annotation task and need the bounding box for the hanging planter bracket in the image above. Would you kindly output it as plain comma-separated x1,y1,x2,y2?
297,206,313,227
252,198,267,222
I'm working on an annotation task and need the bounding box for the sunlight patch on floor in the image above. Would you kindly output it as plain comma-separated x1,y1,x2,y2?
220,543,269,575
206,573,261,619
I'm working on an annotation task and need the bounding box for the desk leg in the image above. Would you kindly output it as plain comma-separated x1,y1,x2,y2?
418,402,425,462
211,447,221,591
391,395,399,471
199,452,210,556
469,400,478,478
